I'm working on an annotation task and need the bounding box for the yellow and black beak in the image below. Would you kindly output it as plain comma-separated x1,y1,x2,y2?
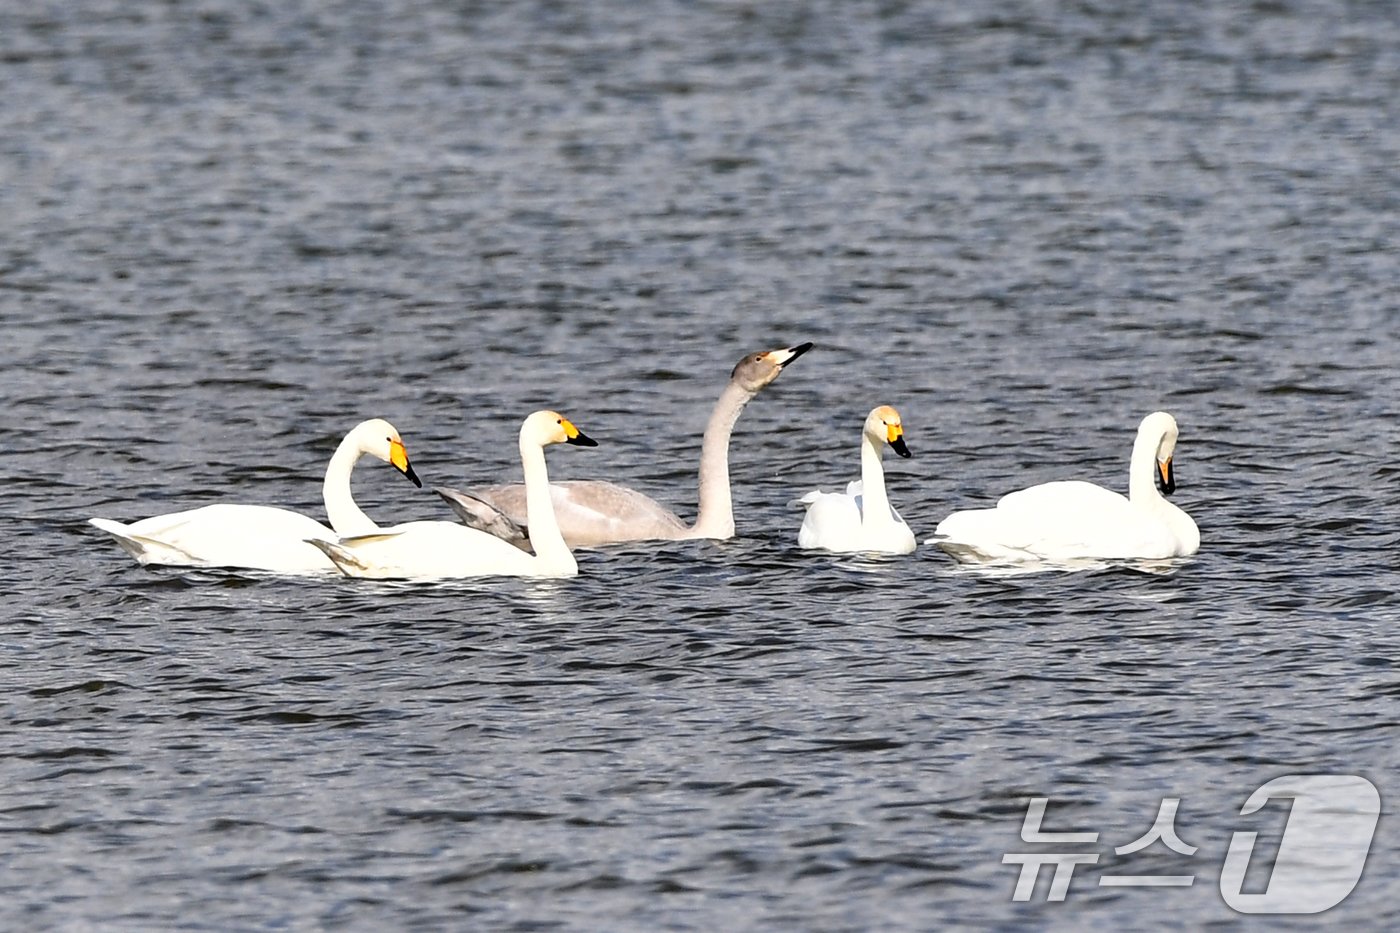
560,417,599,448
887,423,912,459
389,438,423,488
1155,456,1175,496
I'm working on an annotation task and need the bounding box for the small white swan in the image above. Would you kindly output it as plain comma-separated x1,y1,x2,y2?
793,405,916,555
436,343,812,548
930,410,1201,563
89,419,422,573
310,411,597,580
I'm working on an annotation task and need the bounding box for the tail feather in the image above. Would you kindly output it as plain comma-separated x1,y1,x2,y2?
930,539,989,563
89,517,196,564
304,538,367,575
89,517,145,560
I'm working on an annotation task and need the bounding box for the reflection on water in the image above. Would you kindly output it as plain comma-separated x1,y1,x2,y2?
933,552,1193,578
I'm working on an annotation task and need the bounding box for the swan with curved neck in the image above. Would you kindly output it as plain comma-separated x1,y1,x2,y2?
311,410,597,579
931,410,1200,564
89,419,422,573
794,405,916,554
436,342,812,548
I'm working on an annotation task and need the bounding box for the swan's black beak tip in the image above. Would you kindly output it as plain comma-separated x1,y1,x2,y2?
781,341,814,366
404,463,423,488
890,437,912,459
568,431,599,448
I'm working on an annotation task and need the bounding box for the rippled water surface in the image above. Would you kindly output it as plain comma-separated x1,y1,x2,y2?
4,1,1400,928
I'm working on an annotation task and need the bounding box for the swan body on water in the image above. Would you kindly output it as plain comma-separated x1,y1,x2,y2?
930,411,1200,563
311,411,597,579
437,343,812,548
88,419,422,573
794,405,916,555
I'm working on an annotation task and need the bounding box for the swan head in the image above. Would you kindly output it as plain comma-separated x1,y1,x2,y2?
1139,411,1180,496
522,410,599,448
353,418,422,487
866,405,911,459
730,341,813,393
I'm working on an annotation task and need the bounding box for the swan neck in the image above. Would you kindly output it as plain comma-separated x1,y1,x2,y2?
323,432,378,535
859,433,893,526
691,380,750,537
1128,428,1164,505
521,434,575,572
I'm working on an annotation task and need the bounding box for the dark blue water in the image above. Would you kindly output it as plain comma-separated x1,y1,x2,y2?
3,1,1399,928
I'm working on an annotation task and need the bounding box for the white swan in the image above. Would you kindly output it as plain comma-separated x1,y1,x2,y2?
89,419,422,573
436,342,812,548
310,410,597,579
793,405,916,555
930,410,1201,563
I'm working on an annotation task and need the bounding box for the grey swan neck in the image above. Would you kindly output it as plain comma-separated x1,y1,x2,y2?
689,380,754,539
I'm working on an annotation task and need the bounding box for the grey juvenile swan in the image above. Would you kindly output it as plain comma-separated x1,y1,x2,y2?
436,342,812,548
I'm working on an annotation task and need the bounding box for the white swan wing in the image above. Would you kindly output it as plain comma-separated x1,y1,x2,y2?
89,504,336,573
312,520,556,580
934,480,1177,561
796,490,863,550
457,481,687,547
796,487,915,555
996,479,1127,515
